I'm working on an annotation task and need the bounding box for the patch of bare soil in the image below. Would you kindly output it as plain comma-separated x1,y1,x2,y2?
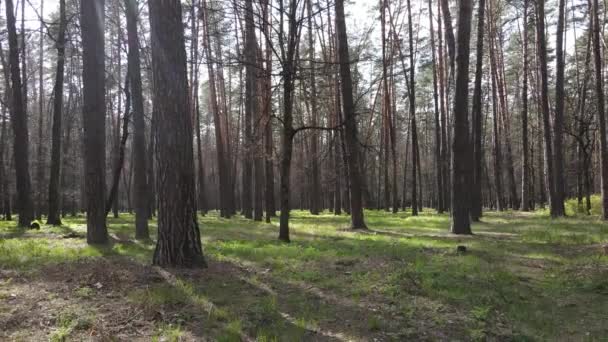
0,257,165,341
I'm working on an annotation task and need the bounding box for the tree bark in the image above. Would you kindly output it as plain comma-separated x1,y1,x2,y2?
429,0,445,214
81,0,107,243
335,0,367,229
552,0,567,216
149,0,205,267
126,0,149,239
520,0,530,211
5,0,33,227
47,0,67,225
407,0,418,216
450,0,473,234
308,0,321,215
591,0,608,219
535,0,557,215
471,0,485,221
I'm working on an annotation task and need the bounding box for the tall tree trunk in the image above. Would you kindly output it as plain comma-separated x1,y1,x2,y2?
191,0,206,216
520,0,530,211
35,0,45,220
308,0,321,215
278,0,300,242
591,0,608,219
80,0,107,243
552,0,567,216
201,0,232,218
126,0,149,239
437,0,450,212
429,0,445,214
380,0,391,212
6,0,33,227
262,0,275,221
47,0,67,225
149,0,205,267
471,0,485,221
335,0,367,229
450,0,473,234
536,0,557,215
407,0,419,216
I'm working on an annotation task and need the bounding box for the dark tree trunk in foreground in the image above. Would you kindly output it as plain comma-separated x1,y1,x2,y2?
126,0,149,239
470,0,485,221
47,0,67,226
335,0,366,229
591,0,608,219
81,0,108,243
450,0,473,234
5,0,33,227
149,0,205,267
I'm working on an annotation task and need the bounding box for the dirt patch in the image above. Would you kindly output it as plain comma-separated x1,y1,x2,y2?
0,257,165,341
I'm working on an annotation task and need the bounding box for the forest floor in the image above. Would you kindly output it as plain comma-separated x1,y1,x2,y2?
1,206,608,341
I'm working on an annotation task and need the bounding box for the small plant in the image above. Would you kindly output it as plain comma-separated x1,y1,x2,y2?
30,220,41,230
74,286,94,299
153,323,184,342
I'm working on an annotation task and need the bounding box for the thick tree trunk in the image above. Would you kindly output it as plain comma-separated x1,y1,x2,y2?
81,0,107,243
450,0,473,234
47,0,67,226
5,0,33,228
591,0,608,219
126,0,149,239
335,0,367,229
149,0,205,267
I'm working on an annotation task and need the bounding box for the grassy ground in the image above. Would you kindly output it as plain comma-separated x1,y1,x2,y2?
1,204,607,341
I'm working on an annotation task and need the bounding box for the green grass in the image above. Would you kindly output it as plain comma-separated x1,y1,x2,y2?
1,206,607,340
